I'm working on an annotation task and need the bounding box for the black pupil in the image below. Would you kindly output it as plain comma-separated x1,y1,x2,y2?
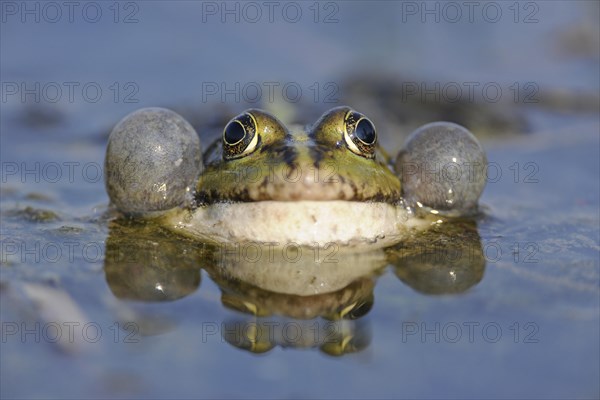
224,121,246,144
355,119,375,144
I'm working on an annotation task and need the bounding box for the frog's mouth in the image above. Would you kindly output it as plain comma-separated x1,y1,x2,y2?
194,172,401,205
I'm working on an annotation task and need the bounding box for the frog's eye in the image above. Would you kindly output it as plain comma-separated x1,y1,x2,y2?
222,112,259,160
343,111,377,158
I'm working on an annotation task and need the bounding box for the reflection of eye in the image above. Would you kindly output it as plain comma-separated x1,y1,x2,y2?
344,299,374,320
343,111,377,158
336,297,374,320
222,112,259,159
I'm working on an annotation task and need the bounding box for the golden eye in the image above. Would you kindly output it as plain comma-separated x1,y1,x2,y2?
343,111,377,158
222,112,259,160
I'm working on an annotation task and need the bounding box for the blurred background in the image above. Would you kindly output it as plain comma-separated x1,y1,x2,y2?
1,1,599,398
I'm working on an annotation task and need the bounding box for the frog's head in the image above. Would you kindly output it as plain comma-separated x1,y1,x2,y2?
195,106,402,204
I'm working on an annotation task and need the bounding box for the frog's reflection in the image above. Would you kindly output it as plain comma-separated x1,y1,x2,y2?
104,219,203,301
103,219,485,355
220,317,371,356
206,248,381,356
389,221,485,294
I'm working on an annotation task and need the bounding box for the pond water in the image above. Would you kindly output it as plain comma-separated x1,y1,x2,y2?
1,1,599,398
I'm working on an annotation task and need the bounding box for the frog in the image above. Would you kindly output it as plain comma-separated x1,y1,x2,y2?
104,106,487,249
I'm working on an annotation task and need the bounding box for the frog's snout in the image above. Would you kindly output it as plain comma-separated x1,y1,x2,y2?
104,108,202,216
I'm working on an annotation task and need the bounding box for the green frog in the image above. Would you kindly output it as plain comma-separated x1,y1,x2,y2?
104,106,487,249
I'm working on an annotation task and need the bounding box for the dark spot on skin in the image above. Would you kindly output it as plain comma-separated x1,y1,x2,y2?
260,176,269,188
308,144,326,168
347,179,359,200
195,189,216,205
259,142,275,154
368,192,388,203
260,140,298,170
239,187,250,201
195,187,253,205
284,165,299,180
281,146,297,170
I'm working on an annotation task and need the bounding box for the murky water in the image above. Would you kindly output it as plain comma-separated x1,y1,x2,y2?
1,1,599,398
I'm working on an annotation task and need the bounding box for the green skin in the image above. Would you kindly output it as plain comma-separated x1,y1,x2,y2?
195,106,402,205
